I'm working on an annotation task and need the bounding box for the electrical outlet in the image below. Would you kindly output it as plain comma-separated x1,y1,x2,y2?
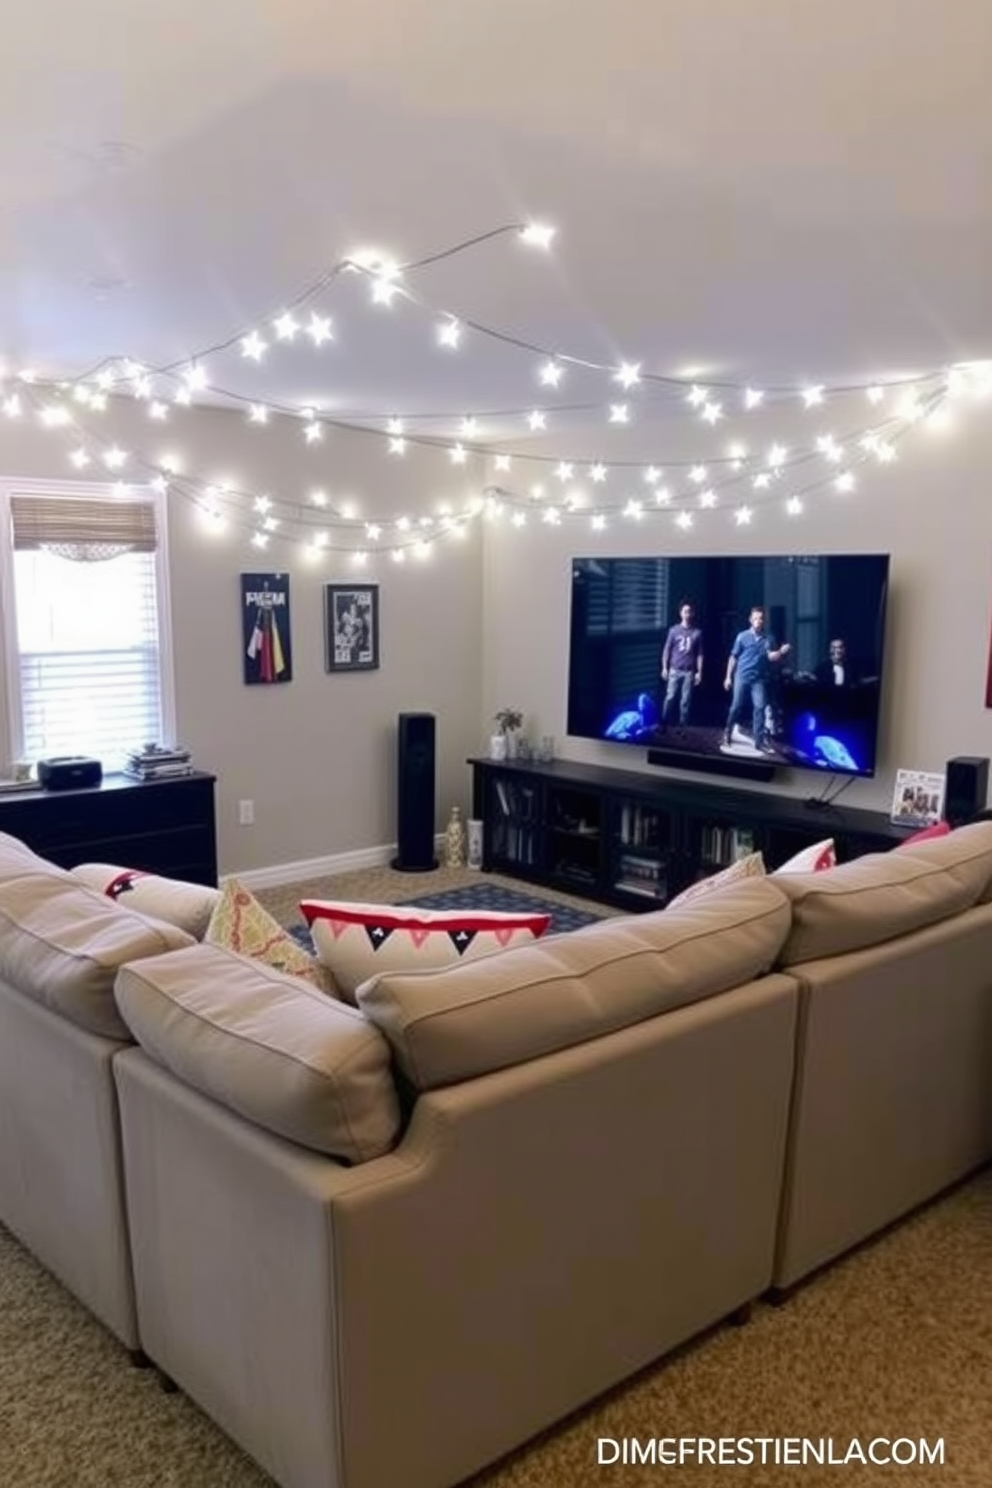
238,799,254,826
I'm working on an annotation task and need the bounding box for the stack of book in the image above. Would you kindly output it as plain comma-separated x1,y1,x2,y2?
124,745,194,781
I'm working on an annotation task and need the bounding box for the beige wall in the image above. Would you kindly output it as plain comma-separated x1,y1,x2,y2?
0,400,484,873
482,413,992,817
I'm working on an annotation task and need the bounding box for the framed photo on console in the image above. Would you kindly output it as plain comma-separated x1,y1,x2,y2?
890,768,945,828
324,584,380,673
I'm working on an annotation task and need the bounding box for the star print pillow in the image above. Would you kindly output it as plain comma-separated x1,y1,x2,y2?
300,899,552,1005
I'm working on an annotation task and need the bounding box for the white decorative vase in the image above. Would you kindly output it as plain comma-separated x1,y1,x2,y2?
489,734,508,761
467,818,484,870
444,806,466,868
505,730,520,761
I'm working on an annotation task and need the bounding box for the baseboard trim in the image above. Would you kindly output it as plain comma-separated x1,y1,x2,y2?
226,835,446,891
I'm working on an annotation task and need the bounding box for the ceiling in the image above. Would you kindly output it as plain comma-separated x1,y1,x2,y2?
3,0,992,452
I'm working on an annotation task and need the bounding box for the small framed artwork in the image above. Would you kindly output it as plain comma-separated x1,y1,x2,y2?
890,768,945,828
242,572,292,685
324,584,380,673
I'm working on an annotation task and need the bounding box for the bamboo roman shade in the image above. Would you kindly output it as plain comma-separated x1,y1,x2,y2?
10,496,158,552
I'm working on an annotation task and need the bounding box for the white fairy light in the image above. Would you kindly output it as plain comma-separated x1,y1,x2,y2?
512,511,528,528
494,454,512,471
675,511,694,530
253,496,272,513
591,514,607,531
786,496,804,516
643,466,662,485
174,386,192,406
835,472,856,492
527,410,547,431
392,549,407,563
542,507,562,525
623,499,644,519
352,551,369,567
589,463,607,483
687,385,708,408
371,264,403,306
744,388,765,410
519,224,555,249
609,403,629,423
251,533,269,549
149,401,169,420
387,418,405,436
438,319,462,349
449,444,468,465
529,483,545,500
366,523,382,540
274,313,300,341
876,442,897,463
185,364,208,391
69,449,90,468
555,462,574,482
103,447,128,470
460,417,478,438
389,436,407,455
539,361,563,387
768,444,788,468
734,506,753,525
310,490,328,506
89,392,107,412
241,331,267,362
396,516,411,532
307,314,333,347
40,405,70,426
690,465,708,484
699,489,717,509
753,473,771,490
655,487,672,505
248,404,269,424
304,421,323,444
614,362,641,389
802,385,824,408
702,401,723,424
866,385,885,404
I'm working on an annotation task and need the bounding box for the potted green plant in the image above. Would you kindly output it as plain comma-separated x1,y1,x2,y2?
490,707,524,761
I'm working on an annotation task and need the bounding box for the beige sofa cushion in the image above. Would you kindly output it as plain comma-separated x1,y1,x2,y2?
0,830,71,884
114,942,401,1163
775,820,992,966
358,877,791,1091
0,873,195,1038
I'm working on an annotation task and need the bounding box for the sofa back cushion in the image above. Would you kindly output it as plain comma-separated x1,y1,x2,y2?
358,877,792,1091
114,942,401,1163
0,873,195,1038
0,830,70,884
775,820,992,966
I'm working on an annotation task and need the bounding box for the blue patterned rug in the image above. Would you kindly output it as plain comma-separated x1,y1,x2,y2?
288,882,603,951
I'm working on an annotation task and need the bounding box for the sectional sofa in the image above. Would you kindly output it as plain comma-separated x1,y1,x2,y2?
1,822,992,1488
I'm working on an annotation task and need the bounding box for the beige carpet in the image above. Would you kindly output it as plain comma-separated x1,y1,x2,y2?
4,868,990,1486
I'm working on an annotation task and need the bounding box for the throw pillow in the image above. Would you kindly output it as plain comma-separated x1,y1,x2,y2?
665,851,766,910
773,838,837,874
301,898,552,1004
70,862,220,939
206,878,338,996
895,821,952,848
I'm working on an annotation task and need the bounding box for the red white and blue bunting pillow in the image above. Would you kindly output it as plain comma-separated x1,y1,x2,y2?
301,899,551,1004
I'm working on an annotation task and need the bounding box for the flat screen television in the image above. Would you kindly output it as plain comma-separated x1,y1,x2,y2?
567,553,891,779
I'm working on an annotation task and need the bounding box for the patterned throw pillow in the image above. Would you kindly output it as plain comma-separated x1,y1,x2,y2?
773,838,837,874
206,879,338,996
664,851,767,911
895,821,952,848
301,899,552,1004
70,863,220,940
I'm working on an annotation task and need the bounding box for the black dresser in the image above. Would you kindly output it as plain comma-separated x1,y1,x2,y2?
0,772,218,886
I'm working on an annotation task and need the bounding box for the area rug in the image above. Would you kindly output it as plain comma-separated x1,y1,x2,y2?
288,882,602,951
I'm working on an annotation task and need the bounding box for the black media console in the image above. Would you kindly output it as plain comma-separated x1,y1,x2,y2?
469,756,912,912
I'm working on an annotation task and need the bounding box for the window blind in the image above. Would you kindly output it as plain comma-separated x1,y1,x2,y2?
9,495,157,551
12,513,164,772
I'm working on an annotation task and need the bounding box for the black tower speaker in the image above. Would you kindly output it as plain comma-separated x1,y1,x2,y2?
392,712,439,871
944,756,990,826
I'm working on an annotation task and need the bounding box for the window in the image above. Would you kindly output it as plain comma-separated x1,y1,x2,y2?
0,481,174,774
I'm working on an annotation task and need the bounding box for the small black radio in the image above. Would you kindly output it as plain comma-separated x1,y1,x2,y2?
37,756,104,791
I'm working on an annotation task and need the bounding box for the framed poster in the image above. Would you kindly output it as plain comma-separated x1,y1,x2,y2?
890,768,945,828
325,584,380,672
242,572,292,685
